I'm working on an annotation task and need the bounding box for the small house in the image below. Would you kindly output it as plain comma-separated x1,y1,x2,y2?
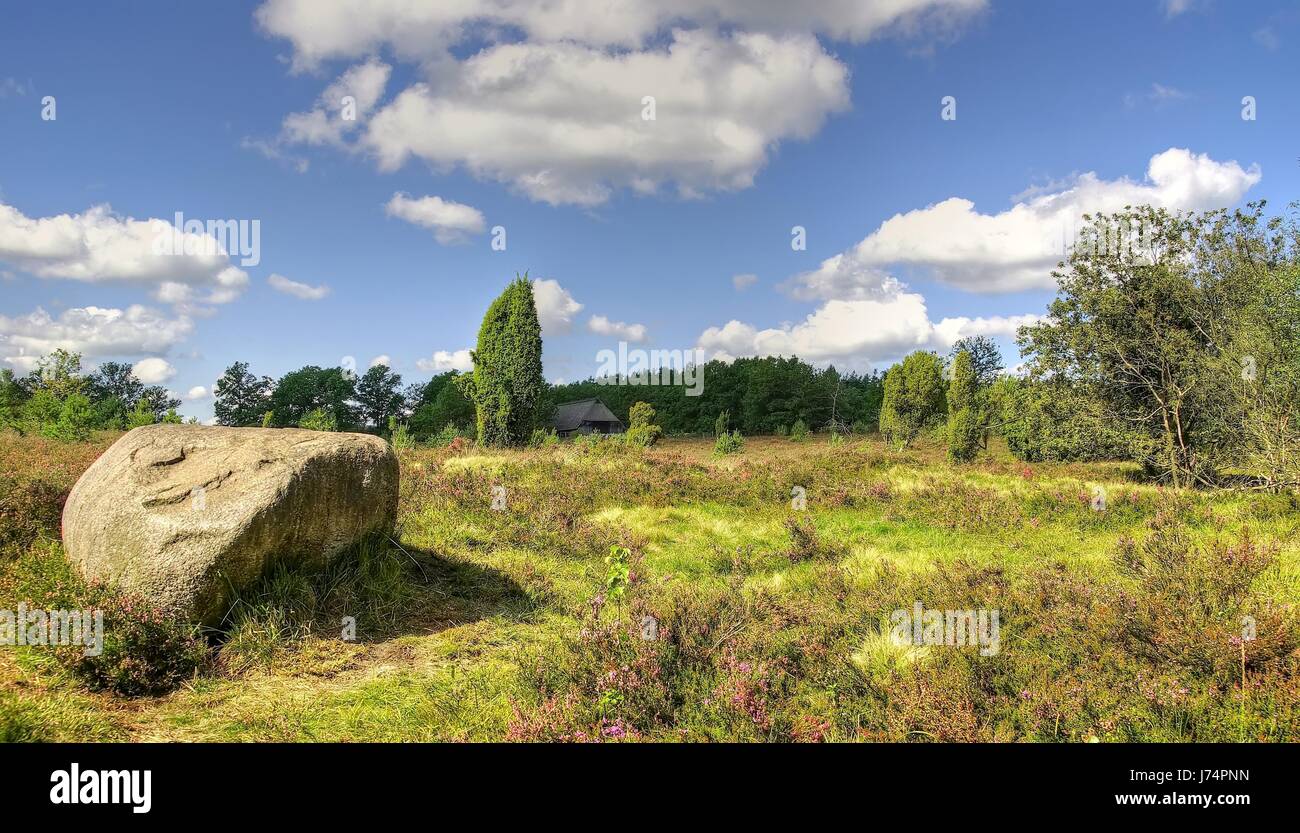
552,398,625,438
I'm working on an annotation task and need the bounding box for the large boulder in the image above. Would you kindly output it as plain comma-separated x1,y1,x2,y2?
62,424,399,625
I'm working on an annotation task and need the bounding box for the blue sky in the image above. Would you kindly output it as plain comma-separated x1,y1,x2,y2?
1,0,1297,421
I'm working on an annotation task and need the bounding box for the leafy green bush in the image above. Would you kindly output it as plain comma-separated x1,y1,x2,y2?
880,351,946,449
624,402,663,448
125,398,155,430
789,419,809,442
388,417,414,451
529,427,559,448
947,354,980,461
714,431,745,455
298,408,337,432
994,377,1130,463
947,408,979,461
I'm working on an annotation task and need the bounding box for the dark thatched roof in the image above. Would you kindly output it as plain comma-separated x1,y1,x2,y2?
552,398,624,432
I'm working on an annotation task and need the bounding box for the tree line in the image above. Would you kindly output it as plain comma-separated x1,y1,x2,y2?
6,202,1297,490
0,351,183,441
877,203,1300,489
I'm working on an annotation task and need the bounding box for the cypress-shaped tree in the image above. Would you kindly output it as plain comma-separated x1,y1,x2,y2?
947,350,979,461
469,276,545,446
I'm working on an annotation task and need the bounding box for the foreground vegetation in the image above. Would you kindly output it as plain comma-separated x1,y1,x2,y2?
2,431,1296,742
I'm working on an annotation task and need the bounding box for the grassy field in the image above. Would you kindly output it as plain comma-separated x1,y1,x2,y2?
2,431,1298,742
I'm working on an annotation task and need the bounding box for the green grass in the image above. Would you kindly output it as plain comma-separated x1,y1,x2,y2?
1,433,1297,741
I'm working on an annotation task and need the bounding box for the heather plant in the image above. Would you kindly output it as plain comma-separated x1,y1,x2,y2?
0,543,208,696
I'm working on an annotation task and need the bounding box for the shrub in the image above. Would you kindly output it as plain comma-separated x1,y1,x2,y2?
0,544,208,696
947,408,980,461
529,427,559,448
298,408,337,432
625,402,663,448
880,351,946,449
789,419,809,442
714,410,730,438
1114,513,1298,680
714,431,745,455
124,398,155,430
947,353,980,462
389,418,414,451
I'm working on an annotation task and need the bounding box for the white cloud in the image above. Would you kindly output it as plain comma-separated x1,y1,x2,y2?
258,1,987,205
531,278,583,336
1253,26,1280,51
587,315,647,342
384,193,486,244
697,289,1039,370
786,148,1261,296
282,58,391,147
361,31,849,205
732,273,758,291
416,349,473,373
0,201,250,307
256,0,987,67
0,305,194,369
0,78,31,97
186,385,211,400
131,357,177,384
1162,0,1199,18
240,136,310,173
268,272,331,300
1149,82,1188,102
369,354,390,368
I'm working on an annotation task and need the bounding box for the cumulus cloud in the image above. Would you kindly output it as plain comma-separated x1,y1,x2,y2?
268,272,331,300
0,201,250,306
361,31,850,205
256,0,987,67
697,289,1039,369
786,148,1261,296
369,354,390,368
732,273,758,291
531,279,583,336
258,0,986,204
186,385,211,400
131,357,177,384
587,315,647,343
282,58,391,146
416,349,473,373
384,193,486,244
0,305,194,370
